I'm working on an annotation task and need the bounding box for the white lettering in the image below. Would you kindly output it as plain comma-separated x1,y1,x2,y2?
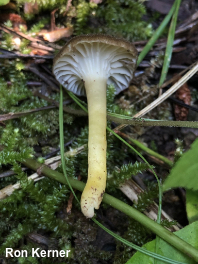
28,248,71,258
40,250,46,257
20,250,28,257
47,250,52,256
59,250,65,257
14,250,21,257
32,248,40,257
50,250,59,257
6,248,13,257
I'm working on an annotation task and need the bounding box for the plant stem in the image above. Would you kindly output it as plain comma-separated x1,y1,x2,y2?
22,158,198,262
108,116,198,129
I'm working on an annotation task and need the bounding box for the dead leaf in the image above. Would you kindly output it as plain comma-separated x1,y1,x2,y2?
42,27,73,42
0,13,27,31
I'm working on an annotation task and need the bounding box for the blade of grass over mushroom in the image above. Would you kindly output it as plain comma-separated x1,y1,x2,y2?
20,159,198,262
137,0,178,66
59,86,80,203
158,0,181,89
68,92,198,129
67,91,88,113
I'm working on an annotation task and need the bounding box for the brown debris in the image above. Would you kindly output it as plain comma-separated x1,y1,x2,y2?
30,49,50,56
0,13,27,31
42,27,73,42
66,192,74,214
66,175,81,214
51,8,58,31
174,78,191,121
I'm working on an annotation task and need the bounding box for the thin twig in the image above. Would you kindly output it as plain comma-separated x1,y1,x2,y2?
114,61,198,132
134,62,198,118
0,145,85,200
26,65,59,91
0,24,62,50
0,106,55,122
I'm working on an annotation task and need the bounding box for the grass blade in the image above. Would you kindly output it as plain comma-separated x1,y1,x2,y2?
137,0,177,66
159,0,181,87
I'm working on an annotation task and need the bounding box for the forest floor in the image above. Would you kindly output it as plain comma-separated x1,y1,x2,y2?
0,0,198,263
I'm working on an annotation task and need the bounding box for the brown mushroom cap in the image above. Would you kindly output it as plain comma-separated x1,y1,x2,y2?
53,34,138,96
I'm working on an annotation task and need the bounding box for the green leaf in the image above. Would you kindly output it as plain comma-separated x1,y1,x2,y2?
186,190,198,224
0,0,9,6
126,221,198,264
163,138,198,191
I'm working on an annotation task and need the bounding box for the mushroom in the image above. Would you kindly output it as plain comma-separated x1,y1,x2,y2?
53,34,138,218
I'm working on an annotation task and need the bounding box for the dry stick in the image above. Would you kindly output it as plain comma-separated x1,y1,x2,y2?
0,105,85,122
0,173,43,200
26,65,59,92
134,61,198,106
0,24,62,50
133,62,198,118
119,179,181,232
115,61,198,132
34,91,87,116
176,11,198,31
0,53,53,59
160,61,198,89
0,106,55,122
133,11,198,48
0,145,85,200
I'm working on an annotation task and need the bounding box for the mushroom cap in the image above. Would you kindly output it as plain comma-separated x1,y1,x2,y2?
53,34,138,96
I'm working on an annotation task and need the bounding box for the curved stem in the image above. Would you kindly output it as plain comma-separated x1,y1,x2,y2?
81,78,107,217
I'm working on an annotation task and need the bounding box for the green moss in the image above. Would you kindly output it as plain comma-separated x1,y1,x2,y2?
0,32,14,51
0,1,164,262
29,17,50,33
16,0,68,11
107,162,152,189
74,0,152,41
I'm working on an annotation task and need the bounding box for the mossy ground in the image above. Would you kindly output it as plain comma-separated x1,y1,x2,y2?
0,1,182,263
